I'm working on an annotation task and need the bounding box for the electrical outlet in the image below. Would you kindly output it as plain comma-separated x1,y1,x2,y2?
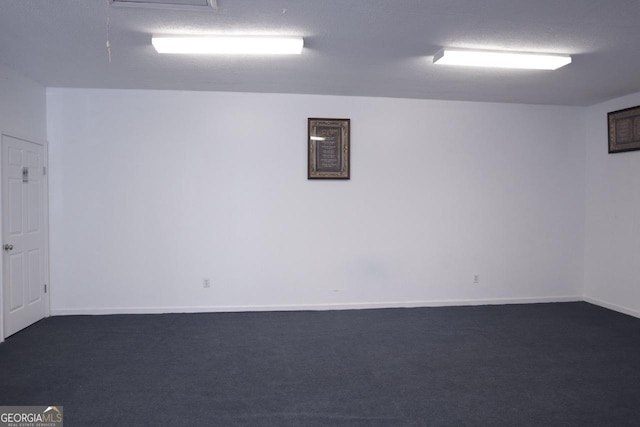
473,275,480,284
203,278,211,288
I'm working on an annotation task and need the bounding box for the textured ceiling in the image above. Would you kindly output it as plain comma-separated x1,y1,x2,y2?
0,0,639,105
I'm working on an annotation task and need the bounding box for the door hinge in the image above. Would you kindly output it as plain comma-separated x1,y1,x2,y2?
44,284,47,293
43,166,47,176
22,166,28,183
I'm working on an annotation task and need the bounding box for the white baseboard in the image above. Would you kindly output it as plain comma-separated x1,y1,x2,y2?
583,296,640,319
50,295,582,316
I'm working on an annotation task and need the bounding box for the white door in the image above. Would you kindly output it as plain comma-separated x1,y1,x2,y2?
2,134,48,338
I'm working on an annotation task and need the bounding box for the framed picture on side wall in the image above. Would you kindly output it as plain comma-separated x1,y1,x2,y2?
608,105,640,153
308,118,350,179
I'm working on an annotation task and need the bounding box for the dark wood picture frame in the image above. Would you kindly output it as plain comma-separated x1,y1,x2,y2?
308,118,350,179
608,105,640,153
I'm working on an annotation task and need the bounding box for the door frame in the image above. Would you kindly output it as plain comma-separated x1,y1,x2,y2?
0,129,50,342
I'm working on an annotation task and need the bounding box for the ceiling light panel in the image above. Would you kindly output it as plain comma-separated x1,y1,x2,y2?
433,49,572,70
152,36,304,55
110,0,217,12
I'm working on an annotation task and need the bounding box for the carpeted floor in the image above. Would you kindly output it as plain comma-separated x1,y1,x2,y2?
1,302,639,426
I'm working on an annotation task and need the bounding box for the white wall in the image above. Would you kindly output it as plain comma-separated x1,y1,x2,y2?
0,64,47,141
47,88,585,314
0,64,47,340
584,91,640,317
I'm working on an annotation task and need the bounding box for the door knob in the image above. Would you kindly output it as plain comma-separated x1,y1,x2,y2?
3,244,13,251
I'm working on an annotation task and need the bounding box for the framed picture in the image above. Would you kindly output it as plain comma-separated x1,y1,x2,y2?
308,118,350,179
608,105,640,153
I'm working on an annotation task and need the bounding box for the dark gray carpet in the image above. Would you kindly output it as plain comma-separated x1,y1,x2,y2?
1,302,639,426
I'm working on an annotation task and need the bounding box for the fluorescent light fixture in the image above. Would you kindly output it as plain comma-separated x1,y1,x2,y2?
111,0,217,12
152,36,304,55
433,48,571,70
310,136,325,141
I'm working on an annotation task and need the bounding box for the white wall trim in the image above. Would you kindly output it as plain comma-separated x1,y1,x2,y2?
50,295,582,316
583,296,640,319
